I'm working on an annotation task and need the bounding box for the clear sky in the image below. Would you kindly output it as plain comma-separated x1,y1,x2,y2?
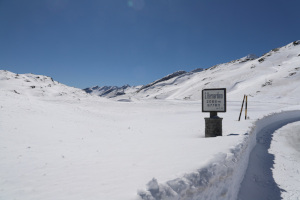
1,0,300,89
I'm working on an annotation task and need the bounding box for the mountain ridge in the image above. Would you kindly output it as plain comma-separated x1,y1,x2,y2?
1,40,299,103
84,40,299,101
83,53,261,99
118,40,299,101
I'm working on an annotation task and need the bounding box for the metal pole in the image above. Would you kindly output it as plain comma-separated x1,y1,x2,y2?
245,95,248,120
238,95,246,121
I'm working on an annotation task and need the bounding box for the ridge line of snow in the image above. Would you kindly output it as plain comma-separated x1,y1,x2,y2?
136,71,187,93
137,110,300,200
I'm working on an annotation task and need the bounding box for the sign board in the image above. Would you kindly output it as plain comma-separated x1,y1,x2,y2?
202,88,226,112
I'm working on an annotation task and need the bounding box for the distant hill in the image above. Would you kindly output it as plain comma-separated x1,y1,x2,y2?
84,40,300,104
1,40,299,104
83,85,141,98
0,70,88,99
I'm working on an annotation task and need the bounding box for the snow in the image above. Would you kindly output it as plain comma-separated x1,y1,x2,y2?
270,121,300,199
84,85,141,98
1,40,300,200
237,111,300,200
90,41,300,102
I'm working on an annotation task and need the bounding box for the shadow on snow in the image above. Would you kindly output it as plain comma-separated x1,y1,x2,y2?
237,121,295,200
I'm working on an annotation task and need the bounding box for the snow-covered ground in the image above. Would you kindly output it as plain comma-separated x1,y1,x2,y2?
238,111,300,200
1,41,300,200
270,122,300,199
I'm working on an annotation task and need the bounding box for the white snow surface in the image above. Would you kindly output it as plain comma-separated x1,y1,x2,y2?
237,111,300,200
1,41,300,200
114,40,300,102
270,121,300,199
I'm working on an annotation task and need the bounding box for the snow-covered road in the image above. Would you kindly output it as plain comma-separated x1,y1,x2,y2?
270,121,300,199
238,112,300,200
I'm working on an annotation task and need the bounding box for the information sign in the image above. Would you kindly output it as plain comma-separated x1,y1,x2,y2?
202,88,226,112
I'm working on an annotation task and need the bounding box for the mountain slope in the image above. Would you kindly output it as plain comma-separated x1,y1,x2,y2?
118,41,300,102
83,85,141,98
84,41,299,103
0,70,88,100
136,70,188,93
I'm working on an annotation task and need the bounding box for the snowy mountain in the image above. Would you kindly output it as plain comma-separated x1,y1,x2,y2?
136,70,188,93
114,41,300,102
1,40,300,200
83,85,141,98
0,70,88,99
84,40,299,103
83,70,192,98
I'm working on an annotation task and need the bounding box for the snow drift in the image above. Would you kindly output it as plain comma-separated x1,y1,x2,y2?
137,110,300,200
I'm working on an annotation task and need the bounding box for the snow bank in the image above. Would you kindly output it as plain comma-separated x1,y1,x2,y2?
137,110,300,200
238,111,300,199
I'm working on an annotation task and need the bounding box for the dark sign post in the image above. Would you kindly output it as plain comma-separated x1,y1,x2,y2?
202,88,226,137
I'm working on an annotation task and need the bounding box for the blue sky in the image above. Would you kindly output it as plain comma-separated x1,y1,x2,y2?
1,0,300,88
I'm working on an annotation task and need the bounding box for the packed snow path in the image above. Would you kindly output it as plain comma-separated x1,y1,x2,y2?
270,121,300,199
238,114,300,200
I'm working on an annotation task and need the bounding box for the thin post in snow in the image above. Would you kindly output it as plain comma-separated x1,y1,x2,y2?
238,95,246,121
245,95,248,120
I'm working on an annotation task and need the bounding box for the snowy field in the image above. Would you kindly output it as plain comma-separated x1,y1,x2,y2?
1,81,300,199
1,41,300,200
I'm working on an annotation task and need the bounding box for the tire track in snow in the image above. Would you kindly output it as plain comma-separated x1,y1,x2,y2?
237,111,300,200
